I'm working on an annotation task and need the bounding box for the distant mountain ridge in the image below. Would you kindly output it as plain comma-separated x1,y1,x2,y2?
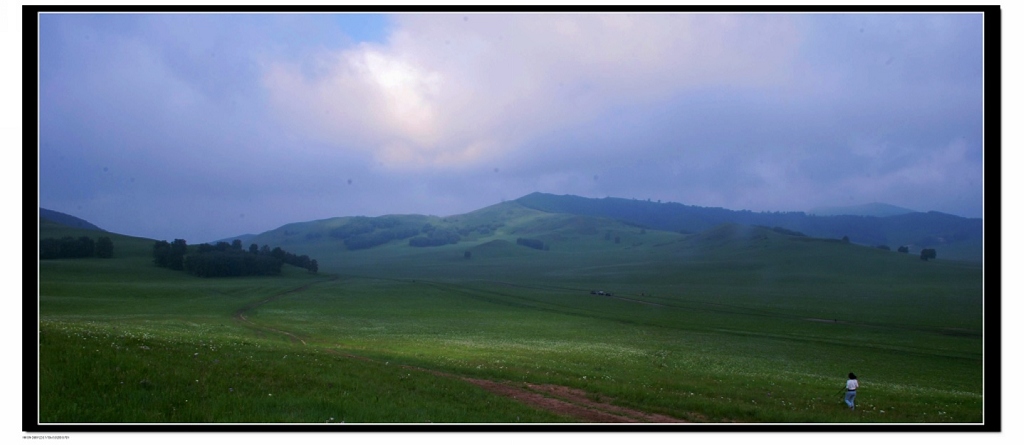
808,202,916,217
513,193,982,261
39,208,105,232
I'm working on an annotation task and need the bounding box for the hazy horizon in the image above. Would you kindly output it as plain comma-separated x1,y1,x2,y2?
42,191,978,245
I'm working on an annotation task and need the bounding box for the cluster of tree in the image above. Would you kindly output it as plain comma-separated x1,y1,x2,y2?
154,239,318,277
877,245,892,251
153,239,188,270
456,222,504,237
345,226,421,250
264,245,319,273
328,216,426,250
516,237,547,250
327,215,503,250
40,236,114,259
184,250,283,277
892,245,937,260
759,226,807,237
322,215,512,251
329,216,411,239
329,217,378,239
409,227,461,247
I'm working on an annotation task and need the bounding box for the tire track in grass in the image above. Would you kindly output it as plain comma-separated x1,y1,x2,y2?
232,274,340,345
473,280,983,341
231,274,689,423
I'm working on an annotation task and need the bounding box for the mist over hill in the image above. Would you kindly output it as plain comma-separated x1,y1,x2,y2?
511,193,982,262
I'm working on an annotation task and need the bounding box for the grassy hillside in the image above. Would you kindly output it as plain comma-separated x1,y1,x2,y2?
40,208,105,232
36,210,985,424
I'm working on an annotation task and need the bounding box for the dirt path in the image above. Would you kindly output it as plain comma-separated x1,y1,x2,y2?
232,275,340,345
335,351,690,423
231,275,690,423
392,363,688,423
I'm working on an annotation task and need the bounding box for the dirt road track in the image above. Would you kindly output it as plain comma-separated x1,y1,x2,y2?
326,349,690,423
233,275,689,423
232,275,341,345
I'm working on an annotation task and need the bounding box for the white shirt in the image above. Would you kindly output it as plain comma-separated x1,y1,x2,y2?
847,379,859,391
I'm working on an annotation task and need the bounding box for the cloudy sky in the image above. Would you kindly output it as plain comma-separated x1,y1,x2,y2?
36,11,987,243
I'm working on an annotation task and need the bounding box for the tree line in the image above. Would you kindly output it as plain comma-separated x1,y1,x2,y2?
328,217,469,250
323,216,510,251
153,239,318,277
344,226,421,250
893,245,937,260
40,236,114,259
516,237,547,250
409,227,461,247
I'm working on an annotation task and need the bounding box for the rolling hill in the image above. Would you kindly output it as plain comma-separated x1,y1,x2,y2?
39,208,105,232
222,193,983,263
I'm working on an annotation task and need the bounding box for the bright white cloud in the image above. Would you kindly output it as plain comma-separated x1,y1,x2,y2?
262,13,803,170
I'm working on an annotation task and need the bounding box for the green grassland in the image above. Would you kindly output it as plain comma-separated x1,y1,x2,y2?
36,204,985,424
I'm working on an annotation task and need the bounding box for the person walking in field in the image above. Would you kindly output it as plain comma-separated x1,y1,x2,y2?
844,373,859,411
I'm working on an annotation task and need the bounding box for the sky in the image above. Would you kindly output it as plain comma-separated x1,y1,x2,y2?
34,11,988,243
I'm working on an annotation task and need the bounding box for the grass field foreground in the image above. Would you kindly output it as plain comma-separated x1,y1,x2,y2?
36,218,985,424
